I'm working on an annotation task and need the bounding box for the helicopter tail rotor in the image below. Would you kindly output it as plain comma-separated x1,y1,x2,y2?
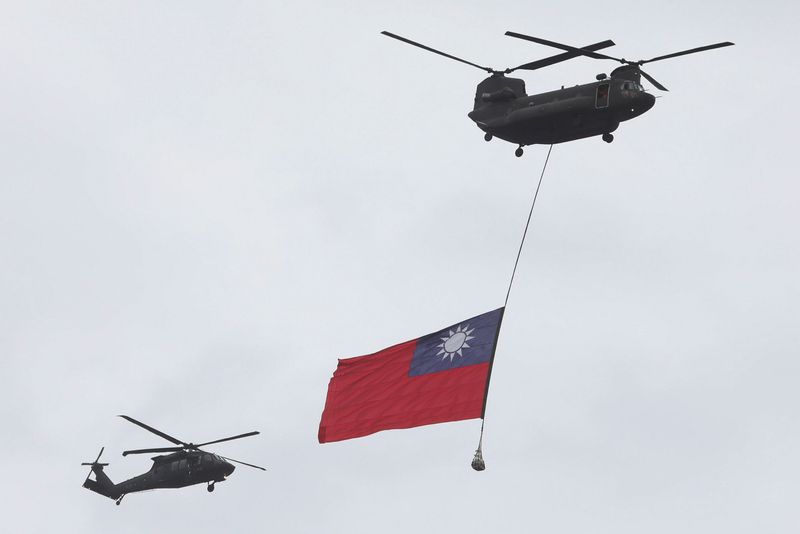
81,447,109,479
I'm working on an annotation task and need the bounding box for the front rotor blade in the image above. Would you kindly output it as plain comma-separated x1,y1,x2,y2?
381,31,494,73
118,415,184,446
510,39,616,71
122,446,184,456
505,32,622,62
639,69,668,91
641,42,734,64
221,455,267,471
196,431,260,448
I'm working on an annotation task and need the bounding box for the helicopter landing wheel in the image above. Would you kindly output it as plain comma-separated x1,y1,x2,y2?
515,146,524,158
602,133,614,143
115,495,124,506
484,133,492,142
207,483,215,493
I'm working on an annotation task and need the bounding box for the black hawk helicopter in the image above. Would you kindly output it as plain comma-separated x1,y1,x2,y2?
82,415,265,505
382,31,733,156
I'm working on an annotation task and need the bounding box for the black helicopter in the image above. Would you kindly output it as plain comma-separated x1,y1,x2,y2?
82,415,265,505
382,31,733,156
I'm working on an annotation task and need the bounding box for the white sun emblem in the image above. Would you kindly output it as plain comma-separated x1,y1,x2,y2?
437,324,476,362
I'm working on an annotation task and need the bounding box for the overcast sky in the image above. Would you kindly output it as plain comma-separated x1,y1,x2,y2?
2,1,798,532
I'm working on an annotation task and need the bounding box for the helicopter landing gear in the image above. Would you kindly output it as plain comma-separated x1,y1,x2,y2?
115,495,125,506
515,146,524,158
207,482,215,493
602,133,614,143
484,133,492,142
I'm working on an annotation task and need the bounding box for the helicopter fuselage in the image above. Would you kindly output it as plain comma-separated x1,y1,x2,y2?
84,450,235,502
468,75,655,146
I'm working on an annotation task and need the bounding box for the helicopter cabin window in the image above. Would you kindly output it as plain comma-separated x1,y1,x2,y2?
595,83,610,108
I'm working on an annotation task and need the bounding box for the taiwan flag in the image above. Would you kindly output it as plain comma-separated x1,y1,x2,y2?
318,308,504,443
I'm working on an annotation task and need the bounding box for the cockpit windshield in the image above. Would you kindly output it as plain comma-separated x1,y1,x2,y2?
622,81,643,91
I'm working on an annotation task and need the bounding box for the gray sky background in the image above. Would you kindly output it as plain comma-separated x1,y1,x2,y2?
2,1,798,532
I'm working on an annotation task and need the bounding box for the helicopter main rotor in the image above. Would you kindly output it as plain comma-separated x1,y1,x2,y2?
504,31,734,91
381,31,617,76
118,415,266,471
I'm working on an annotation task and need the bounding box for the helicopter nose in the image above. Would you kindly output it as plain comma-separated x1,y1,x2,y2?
636,91,656,114
641,91,656,112
628,91,655,117
224,462,235,476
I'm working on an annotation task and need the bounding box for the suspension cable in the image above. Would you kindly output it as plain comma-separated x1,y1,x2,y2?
474,145,554,471
504,144,554,307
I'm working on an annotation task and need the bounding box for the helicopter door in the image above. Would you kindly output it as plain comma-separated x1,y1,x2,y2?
188,455,200,476
595,83,610,108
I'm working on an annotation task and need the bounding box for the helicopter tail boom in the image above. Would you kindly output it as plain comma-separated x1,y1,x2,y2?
83,464,121,500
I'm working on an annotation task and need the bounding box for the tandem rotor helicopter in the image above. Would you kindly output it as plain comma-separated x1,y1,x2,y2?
382,30,733,156
82,416,265,505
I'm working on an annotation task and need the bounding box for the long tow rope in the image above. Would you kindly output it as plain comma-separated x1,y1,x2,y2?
473,144,554,471
504,144,554,307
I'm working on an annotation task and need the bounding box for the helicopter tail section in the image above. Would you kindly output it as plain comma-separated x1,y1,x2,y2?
82,447,122,500
473,75,526,112
83,465,122,500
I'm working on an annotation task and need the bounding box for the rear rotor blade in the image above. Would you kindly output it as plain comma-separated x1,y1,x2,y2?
82,447,105,466
196,431,260,448
118,415,184,446
221,455,267,471
83,447,106,481
510,39,616,72
641,42,734,64
122,446,183,456
381,31,494,73
505,32,622,62
639,69,668,91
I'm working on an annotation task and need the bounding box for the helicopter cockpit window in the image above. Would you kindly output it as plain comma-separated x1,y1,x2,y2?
595,83,610,108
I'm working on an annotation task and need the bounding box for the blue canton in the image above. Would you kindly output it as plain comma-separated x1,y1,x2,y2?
408,308,503,377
